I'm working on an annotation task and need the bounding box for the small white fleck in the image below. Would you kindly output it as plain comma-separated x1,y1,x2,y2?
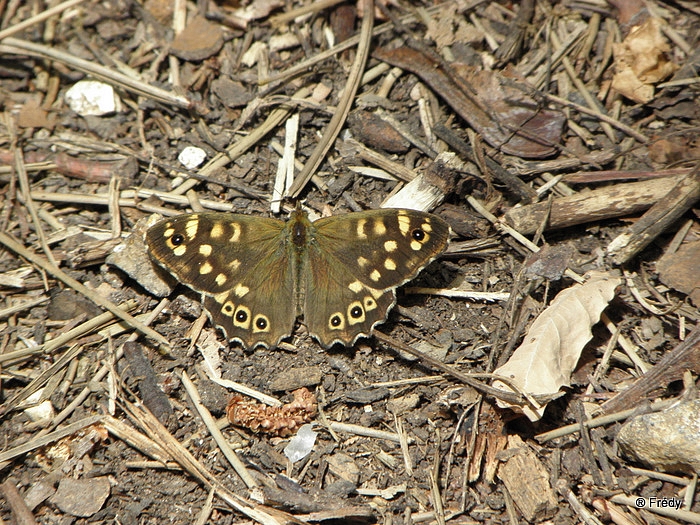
178,146,207,169
64,80,121,116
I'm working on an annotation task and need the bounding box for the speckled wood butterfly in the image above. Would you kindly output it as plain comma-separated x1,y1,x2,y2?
145,208,450,349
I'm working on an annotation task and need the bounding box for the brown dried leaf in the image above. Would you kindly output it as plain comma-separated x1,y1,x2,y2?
493,271,621,421
612,18,678,103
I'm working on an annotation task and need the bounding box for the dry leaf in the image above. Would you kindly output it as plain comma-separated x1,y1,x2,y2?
493,271,621,421
612,18,677,103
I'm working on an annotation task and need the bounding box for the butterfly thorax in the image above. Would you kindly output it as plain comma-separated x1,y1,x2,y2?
290,209,310,249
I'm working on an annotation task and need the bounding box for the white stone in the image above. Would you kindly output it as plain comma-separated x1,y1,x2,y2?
64,80,121,116
178,146,207,169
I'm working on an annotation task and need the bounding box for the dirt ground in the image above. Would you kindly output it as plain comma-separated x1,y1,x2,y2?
1,0,699,524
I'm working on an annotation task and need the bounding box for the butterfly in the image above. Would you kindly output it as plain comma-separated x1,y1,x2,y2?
146,207,450,349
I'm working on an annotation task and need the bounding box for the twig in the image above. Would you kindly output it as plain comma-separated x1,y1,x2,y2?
288,0,374,197
0,0,86,41
47,300,170,431
0,37,192,110
601,324,700,414
0,232,170,351
608,163,700,264
0,344,84,417
0,415,103,466
1,479,39,525
181,371,258,489
198,86,311,180
467,196,584,284
373,330,539,407
0,296,48,320
327,421,402,443
535,398,675,442
120,399,295,525
556,480,606,525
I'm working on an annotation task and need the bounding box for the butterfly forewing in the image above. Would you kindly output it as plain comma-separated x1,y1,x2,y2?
304,209,450,347
146,212,297,348
312,209,450,289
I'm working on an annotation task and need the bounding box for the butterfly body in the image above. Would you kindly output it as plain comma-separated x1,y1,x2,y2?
146,208,450,349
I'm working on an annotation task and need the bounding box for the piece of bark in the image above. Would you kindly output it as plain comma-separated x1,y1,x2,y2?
121,342,173,424
607,164,700,265
657,240,700,307
170,16,224,61
503,176,683,235
497,435,559,522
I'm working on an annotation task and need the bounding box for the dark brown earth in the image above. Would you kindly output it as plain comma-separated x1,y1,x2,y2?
1,1,699,524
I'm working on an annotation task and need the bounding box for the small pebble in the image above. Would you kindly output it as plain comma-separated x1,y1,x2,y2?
178,146,207,169
65,80,121,116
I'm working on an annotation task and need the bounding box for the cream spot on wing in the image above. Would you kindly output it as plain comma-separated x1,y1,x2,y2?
221,301,235,316
348,280,363,293
384,258,396,270
230,223,241,242
398,212,410,235
374,219,387,235
215,273,228,286
185,218,199,239
357,256,369,268
199,261,213,275
210,222,224,239
214,291,229,304
368,286,384,300
410,240,422,251
173,245,187,257
229,259,241,271
363,296,377,311
233,283,249,297
163,227,174,238
356,219,367,239
370,269,381,282
384,240,398,252
422,221,433,232
199,244,212,256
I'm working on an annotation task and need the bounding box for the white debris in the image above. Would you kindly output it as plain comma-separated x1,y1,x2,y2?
65,80,122,116
178,146,207,169
284,424,317,463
